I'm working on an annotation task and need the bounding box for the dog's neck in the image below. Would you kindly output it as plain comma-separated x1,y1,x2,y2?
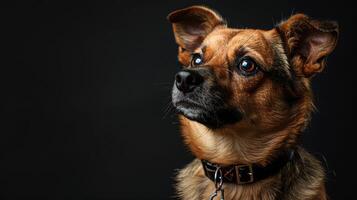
179,97,312,166
180,120,290,166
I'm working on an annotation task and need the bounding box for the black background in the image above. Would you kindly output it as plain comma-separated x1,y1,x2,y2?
1,1,356,199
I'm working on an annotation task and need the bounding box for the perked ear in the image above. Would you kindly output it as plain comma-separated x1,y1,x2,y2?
167,6,226,52
278,14,339,77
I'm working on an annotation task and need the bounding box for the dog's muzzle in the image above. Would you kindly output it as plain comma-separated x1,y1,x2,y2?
172,68,242,128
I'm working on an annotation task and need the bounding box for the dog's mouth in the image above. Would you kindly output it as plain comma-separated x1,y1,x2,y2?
173,99,242,129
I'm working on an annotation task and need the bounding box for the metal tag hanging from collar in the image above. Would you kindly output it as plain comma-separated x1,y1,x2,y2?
209,166,225,200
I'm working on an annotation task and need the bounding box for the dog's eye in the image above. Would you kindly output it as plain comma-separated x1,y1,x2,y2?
238,58,258,76
191,53,203,66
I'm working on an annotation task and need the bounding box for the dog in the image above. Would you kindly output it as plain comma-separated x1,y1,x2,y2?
167,5,338,200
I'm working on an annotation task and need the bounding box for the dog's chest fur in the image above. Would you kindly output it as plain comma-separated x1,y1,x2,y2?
176,148,326,200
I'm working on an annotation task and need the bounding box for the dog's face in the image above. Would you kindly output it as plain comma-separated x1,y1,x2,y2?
168,6,338,131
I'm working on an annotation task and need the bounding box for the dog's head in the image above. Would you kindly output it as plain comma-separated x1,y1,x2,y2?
168,6,338,134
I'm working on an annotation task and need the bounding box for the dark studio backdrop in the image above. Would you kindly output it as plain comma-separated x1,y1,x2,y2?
1,1,356,199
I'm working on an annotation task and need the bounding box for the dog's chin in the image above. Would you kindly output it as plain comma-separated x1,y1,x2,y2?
174,101,242,129
174,102,209,124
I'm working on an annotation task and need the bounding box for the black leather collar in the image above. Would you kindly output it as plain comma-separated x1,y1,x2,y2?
201,149,295,185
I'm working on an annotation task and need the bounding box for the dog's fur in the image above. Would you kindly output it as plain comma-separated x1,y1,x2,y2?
168,6,338,200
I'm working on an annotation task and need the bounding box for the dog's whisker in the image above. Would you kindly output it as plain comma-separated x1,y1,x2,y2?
162,100,175,119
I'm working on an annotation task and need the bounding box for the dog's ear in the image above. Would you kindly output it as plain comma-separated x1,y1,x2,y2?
167,6,226,52
278,14,339,77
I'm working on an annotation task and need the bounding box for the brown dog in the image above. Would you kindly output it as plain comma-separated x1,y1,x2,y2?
167,5,338,200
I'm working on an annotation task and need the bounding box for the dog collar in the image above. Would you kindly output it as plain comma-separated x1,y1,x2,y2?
201,149,295,185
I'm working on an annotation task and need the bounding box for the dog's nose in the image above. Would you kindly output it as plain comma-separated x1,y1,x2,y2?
175,70,203,93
